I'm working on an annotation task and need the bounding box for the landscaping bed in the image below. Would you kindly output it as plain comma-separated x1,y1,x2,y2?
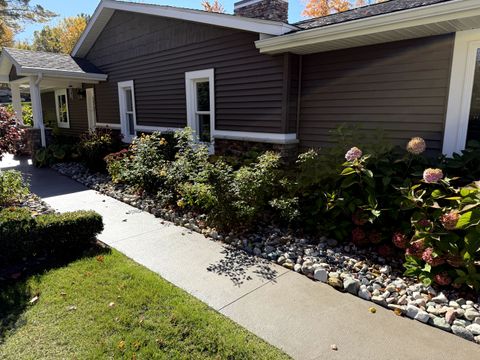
0,250,290,359
53,158,480,345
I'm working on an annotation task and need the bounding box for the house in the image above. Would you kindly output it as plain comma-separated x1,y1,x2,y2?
0,0,479,157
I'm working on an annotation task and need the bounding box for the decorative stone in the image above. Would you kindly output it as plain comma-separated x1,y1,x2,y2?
466,323,480,335
429,317,451,332
371,296,387,306
414,310,430,323
452,325,475,341
406,305,420,319
314,268,328,283
358,285,371,301
432,293,448,304
343,278,361,295
465,309,480,321
328,277,344,290
294,264,302,272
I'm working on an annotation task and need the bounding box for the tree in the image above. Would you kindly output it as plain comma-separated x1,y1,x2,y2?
302,0,387,18
31,14,89,54
302,0,351,18
0,106,23,161
0,0,55,47
201,0,225,13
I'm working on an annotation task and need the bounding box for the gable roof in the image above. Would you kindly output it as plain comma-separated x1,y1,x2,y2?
0,47,107,81
256,0,480,54
295,0,455,30
72,0,297,58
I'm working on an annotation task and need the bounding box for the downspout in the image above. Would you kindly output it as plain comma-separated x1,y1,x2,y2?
296,55,303,137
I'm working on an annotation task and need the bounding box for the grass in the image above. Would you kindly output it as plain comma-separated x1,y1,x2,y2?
0,249,290,360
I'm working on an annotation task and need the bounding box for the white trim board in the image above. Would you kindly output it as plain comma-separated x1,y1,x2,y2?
96,122,121,130
117,80,137,143
135,125,182,133
213,130,297,144
54,89,70,129
72,0,297,58
256,0,480,54
443,28,480,156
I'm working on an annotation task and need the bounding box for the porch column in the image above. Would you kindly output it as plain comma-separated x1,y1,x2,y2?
10,83,23,125
29,75,46,147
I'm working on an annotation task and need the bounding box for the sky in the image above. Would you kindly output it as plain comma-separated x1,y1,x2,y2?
16,0,308,42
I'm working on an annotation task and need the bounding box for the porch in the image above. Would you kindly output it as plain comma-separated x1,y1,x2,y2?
0,47,107,147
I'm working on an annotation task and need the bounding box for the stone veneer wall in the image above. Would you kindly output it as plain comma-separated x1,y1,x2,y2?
234,0,288,22
215,138,298,163
20,127,53,156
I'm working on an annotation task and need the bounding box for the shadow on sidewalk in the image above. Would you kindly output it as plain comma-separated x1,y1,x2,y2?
0,154,88,199
207,245,279,287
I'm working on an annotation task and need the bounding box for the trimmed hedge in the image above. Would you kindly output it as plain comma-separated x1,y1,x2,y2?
0,208,104,267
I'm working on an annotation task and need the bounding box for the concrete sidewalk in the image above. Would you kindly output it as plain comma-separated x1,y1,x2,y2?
2,155,479,360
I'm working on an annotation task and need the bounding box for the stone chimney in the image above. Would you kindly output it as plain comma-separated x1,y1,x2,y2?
234,0,288,23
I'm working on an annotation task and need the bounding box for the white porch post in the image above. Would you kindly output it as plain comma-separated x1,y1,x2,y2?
29,75,46,147
10,83,23,125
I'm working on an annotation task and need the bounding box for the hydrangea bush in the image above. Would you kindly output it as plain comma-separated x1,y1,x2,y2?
104,127,480,291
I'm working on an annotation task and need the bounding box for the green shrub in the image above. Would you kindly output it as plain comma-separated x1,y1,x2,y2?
0,208,104,267
5,103,33,127
0,170,29,207
79,129,123,172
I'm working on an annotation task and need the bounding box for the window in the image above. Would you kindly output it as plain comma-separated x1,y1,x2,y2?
55,89,70,128
117,80,137,143
185,69,215,151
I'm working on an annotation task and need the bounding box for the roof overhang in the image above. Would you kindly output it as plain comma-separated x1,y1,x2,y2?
72,0,298,58
0,49,108,83
256,0,480,54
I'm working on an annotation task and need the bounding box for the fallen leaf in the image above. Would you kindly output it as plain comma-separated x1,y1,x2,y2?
118,340,125,351
108,302,115,308
29,296,39,305
369,307,377,314
133,340,141,350
331,344,338,351
394,308,403,316
67,305,77,311
96,255,105,263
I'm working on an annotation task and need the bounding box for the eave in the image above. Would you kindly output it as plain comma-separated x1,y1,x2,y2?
256,0,480,55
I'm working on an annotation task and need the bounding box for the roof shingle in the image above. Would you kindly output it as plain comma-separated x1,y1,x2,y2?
4,47,104,75
295,0,456,30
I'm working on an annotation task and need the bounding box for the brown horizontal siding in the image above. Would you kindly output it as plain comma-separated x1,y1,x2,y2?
41,90,89,137
298,34,454,152
87,12,286,133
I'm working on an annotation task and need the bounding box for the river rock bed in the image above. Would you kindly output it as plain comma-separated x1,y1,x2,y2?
18,193,55,215
52,162,480,345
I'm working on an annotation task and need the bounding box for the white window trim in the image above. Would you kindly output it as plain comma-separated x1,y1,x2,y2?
444,29,480,156
117,80,137,143
86,88,97,131
54,89,70,129
185,69,215,151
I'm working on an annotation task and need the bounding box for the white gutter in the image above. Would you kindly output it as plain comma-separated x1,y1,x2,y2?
256,0,480,54
18,68,108,81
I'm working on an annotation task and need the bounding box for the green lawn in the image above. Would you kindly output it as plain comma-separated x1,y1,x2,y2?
0,249,290,360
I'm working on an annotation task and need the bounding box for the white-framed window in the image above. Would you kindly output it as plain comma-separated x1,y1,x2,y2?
185,69,215,152
117,80,137,143
55,89,70,129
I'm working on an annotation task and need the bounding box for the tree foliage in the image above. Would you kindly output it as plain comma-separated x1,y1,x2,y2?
0,0,55,47
201,0,225,13
302,0,386,18
20,14,89,54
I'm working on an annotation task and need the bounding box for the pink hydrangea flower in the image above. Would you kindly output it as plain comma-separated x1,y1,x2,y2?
434,272,452,286
406,137,426,155
421,247,445,267
405,239,426,257
345,147,363,162
440,211,460,230
392,232,408,249
417,219,431,228
423,168,443,183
